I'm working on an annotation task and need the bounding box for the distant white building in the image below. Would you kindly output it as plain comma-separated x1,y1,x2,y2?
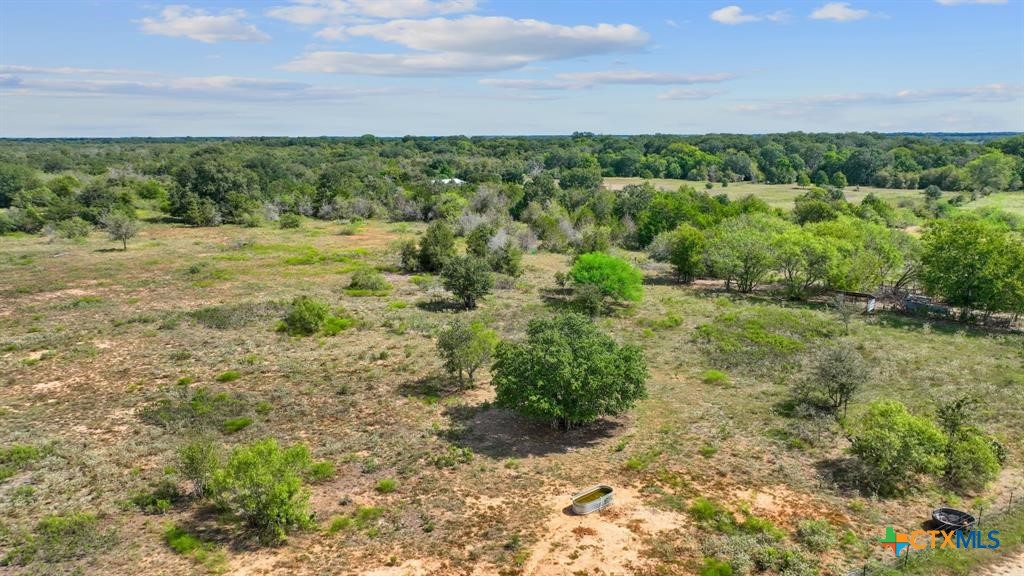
432,177,466,185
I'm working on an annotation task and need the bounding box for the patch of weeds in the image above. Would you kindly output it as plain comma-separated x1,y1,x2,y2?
164,523,227,574
387,300,408,310
322,315,356,335
639,313,683,330
695,305,838,371
699,557,734,576
795,519,836,552
699,443,719,458
190,301,287,330
177,376,195,386
2,512,117,565
375,478,397,493
431,445,474,468
139,386,248,432
327,516,353,534
701,369,730,385
129,479,180,514
281,247,353,266
255,401,272,415
221,416,252,434
624,448,662,472
215,370,241,382
183,261,233,286
61,295,105,309
689,497,737,534
0,444,44,482
307,461,335,483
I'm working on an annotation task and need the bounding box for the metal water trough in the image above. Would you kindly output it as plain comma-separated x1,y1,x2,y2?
571,485,614,515
932,508,977,532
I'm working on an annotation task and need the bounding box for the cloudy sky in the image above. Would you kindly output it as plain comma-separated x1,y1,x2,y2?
1,0,1022,136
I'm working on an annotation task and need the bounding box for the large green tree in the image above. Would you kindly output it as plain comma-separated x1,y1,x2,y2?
492,313,648,430
705,213,787,292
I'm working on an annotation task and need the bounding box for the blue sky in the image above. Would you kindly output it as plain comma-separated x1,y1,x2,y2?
1,0,1022,136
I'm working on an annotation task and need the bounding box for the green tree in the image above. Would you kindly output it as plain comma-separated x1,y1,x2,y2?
937,395,1002,492
920,217,1023,319
965,151,1014,195
178,437,221,497
441,254,493,309
831,172,848,188
705,213,786,292
208,438,313,543
418,219,456,272
0,163,42,208
568,252,644,308
773,227,835,298
848,400,947,496
100,211,140,250
667,223,705,283
436,319,498,385
492,313,648,430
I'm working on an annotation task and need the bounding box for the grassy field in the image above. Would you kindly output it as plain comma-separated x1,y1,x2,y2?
603,177,930,209
962,192,1024,218
1,219,1022,575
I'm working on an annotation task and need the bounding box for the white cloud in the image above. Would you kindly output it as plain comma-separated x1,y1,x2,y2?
935,0,1007,4
480,70,735,91
710,6,760,24
657,88,724,100
266,0,476,25
139,5,270,43
0,71,394,101
733,83,1023,116
0,65,150,76
710,5,788,25
810,2,870,22
283,16,649,76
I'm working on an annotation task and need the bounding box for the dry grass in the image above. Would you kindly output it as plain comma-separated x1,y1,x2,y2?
0,219,1021,575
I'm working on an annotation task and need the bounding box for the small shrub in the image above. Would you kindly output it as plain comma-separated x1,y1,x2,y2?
375,478,397,493
436,319,497,385
208,438,314,543
321,315,356,335
279,296,330,336
700,557,734,576
417,220,456,272
702,370,729,385
796,343,869,419
796,519,836,552
222,416,252,434
308,460,335,483
178,437,220,497
346,269,392,296
946,430,1001,492
190,301,287,330
101,211,140,250
215,370,241,382
164,524,227,573
279,213,302,229
689,497,736,533
432,445,474,468
130,479,179,514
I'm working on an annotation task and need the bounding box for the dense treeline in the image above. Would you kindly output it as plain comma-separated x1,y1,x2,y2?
0,132,1022,319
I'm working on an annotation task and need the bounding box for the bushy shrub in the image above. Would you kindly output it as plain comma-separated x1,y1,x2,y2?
848,400,946,496
346,268,391,295
568,252,643,311
796,343,869,419
279,296,330,336
667,223,705,283
101,210,140,250
278,213,302,229
57,217,92,240
436,319,498,385
795,519,836,552
488,243,523,277
441,254,493,309
946,430,1001,492
417,220,456,272
493,313,648,430
208,438,314,543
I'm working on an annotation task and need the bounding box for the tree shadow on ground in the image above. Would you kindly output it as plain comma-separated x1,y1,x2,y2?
642,272,679,287
397,374,466,401
174,501,277,553
814,456,874,497
442,402,625,459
